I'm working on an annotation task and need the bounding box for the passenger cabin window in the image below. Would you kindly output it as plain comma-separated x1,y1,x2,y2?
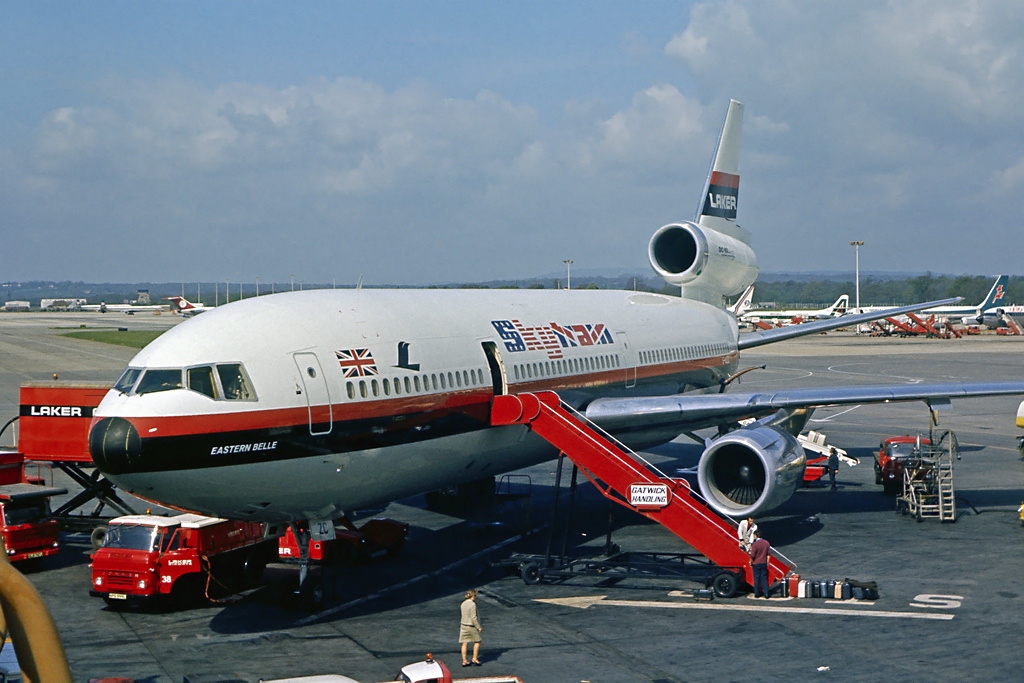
136,369,183,395
217,364,256,400
187,367,218,399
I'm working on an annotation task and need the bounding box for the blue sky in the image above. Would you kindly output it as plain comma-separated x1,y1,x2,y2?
3,2,1024,286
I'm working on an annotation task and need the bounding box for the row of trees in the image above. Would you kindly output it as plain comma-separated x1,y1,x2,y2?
748,274,1023,308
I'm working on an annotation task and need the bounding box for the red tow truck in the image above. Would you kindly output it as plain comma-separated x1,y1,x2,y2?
90,513,278,608
876,435,931,494
0,452,66,564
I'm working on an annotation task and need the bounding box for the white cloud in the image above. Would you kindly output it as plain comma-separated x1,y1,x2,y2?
5,1,1024,283
665,0,1024,274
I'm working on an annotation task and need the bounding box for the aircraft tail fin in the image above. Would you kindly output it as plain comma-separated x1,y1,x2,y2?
831,294,850,316
166,296,196,312
731,284,755,316
978,275,1008,310
696,99,750,246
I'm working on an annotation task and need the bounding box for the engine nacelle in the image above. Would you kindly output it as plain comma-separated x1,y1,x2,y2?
648,222,757,298
696,425,806,518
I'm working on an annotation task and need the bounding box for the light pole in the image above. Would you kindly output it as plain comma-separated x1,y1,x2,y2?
290,274,294,292
850,241,864,314
225,279,230,304
563,260,574,290
256,276,260,297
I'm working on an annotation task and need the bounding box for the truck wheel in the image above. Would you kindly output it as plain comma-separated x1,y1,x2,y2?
90,526,108,550
302,581,325,609
243,552,268,588
520,562,542,585
712,572,738,599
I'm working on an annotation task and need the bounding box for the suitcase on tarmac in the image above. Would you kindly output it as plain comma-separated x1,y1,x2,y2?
812,581,819,598
819,580,828,598
852,586,864,600
827,580,836,598
798,580,807,598
833,581,843,599
842,582,852,600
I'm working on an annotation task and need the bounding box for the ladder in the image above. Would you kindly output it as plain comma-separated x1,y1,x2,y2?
898,431,958,522
491,392,794,589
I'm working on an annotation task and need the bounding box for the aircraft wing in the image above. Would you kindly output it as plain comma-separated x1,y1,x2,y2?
737,297,962,350
585,381,1024,434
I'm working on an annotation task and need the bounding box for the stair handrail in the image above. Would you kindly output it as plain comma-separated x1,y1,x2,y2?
549,396,797,572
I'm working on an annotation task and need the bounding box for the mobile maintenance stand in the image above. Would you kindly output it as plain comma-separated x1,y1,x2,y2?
490,392,795,597
896,430,959,522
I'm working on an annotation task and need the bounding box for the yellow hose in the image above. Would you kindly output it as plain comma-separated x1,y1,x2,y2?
0,538,72,683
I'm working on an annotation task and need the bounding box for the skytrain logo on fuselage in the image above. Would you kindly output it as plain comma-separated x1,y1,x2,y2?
491,320,614,360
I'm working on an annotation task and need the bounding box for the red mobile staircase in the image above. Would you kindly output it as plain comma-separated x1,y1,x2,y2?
491,391,794,590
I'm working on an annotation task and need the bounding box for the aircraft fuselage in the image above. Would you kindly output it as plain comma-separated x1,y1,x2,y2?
90,288,739,522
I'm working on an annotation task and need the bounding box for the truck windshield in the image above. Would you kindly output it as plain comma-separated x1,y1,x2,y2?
886,443,915,458
2,500,48,526
102,524,163,551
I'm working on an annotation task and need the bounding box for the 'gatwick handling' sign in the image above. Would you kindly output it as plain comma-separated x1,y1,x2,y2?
629,483,670,508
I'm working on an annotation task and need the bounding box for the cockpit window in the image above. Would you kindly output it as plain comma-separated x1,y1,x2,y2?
135,369,184,395
217,363,256,400
114,368,143,394
187,366,218,399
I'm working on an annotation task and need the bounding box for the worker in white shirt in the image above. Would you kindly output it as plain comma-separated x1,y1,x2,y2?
737,516,757,551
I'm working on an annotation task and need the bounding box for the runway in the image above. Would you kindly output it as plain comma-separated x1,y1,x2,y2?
2,312,1023,683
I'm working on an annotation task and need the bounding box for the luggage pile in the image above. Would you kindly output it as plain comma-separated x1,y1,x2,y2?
780,574,879,600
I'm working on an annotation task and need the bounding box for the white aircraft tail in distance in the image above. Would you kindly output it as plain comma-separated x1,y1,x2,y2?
87,100,1024,555
165,296,208,317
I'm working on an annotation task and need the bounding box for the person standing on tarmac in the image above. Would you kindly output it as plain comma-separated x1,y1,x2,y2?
828,447,840,492
459,589,483,666
748,531,771,598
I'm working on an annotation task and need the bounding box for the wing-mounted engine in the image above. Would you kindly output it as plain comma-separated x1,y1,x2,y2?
648,221,758,305
696,422,806,518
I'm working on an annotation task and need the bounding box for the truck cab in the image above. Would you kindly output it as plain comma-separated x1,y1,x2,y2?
90,513,274,608
876,435,931,494
0,483,65,563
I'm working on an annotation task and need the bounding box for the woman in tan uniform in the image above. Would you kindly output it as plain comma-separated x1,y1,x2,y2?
459,588,482,666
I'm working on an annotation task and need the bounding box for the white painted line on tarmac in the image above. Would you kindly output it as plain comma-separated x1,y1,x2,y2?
533,595,955,621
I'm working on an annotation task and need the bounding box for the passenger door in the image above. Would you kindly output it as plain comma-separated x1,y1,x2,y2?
293,352,333,435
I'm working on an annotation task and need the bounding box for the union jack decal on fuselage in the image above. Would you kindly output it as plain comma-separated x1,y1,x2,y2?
491,320,614,360
336,348,378,377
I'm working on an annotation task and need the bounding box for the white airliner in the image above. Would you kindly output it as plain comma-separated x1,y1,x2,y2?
79,302,168,314
977,304,1024,328
739,292,849,324
851,274,1008,325
88,101,1024,552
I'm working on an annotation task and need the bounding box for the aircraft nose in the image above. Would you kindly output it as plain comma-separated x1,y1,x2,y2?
89,416,142,474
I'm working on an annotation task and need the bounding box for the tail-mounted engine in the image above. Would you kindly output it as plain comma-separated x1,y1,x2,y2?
648,222,758,303
696,424,806,518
